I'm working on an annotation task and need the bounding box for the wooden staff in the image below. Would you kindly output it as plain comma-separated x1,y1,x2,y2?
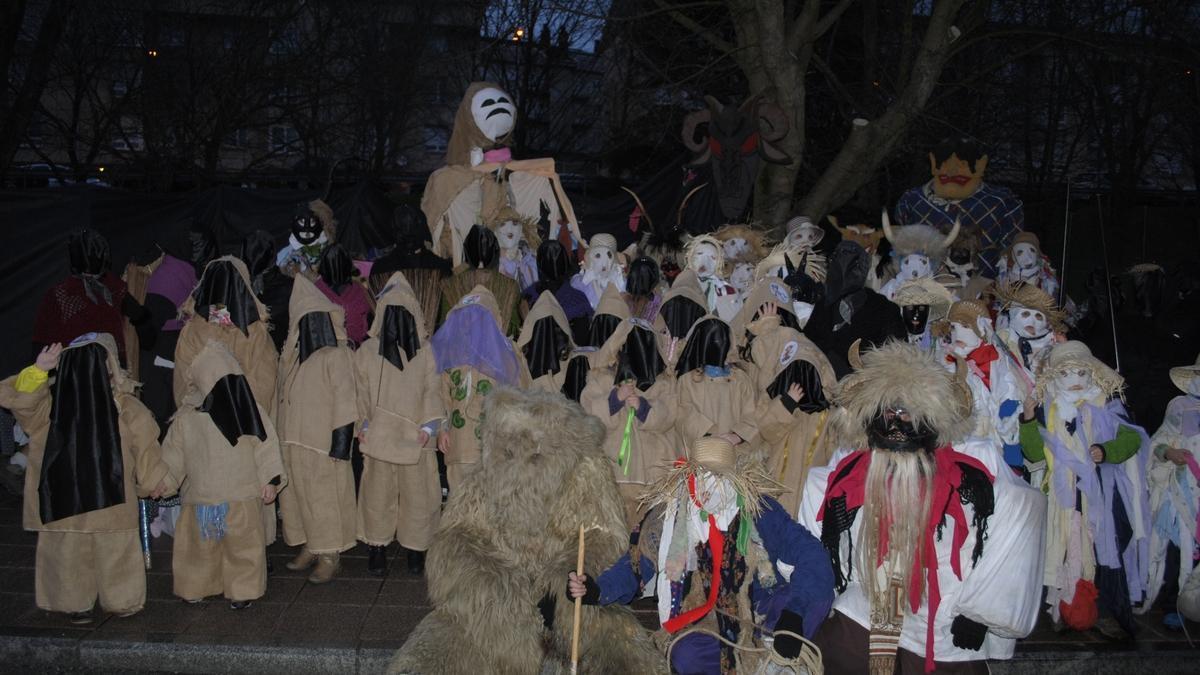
571,523,585,674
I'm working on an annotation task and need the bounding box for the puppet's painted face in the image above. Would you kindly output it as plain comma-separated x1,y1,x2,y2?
292,212,322,245
902,304,930,336
722,237,749,261
898,253,932,280
689,242,720,278
470,87,515,142
930,151,987,201
695,473,738,514
1055,367,1093,393
1012,243,1039,271
585,245,615,276
1010,303,1049,339
950,321,982,357
785,225,821,250
496,221,521,250
729,262,754,294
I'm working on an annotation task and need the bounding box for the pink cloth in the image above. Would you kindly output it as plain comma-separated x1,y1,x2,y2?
483,147,512,163
315,278,372,346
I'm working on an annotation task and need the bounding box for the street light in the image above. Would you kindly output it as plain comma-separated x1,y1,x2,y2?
513,27,525,42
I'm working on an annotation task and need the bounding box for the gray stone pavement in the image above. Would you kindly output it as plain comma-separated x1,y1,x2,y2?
0,488,1198,673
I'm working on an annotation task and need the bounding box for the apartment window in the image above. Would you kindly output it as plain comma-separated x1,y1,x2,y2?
225,128,250,148
112,80,128,97
270,125,299,153
423,126,448,155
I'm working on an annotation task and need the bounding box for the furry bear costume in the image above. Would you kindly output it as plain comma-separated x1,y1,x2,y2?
388,387,664,674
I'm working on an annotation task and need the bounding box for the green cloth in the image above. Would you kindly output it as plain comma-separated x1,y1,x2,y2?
1019,418,1045,462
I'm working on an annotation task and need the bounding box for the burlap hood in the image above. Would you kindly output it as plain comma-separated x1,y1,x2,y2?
180,255,268,322
369,271,428,343
595,283,630,321
181,339,244,409
729,277,796,345
751,324,836,395
450,284,504,329
445,81,515,166
517,290,572,351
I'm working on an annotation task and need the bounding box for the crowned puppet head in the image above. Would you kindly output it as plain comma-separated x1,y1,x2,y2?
929,136,988,201
684,234,726,280
995,281,1065,340
881,209,960,281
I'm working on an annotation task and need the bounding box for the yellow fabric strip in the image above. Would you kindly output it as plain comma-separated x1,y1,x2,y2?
14,365,48,393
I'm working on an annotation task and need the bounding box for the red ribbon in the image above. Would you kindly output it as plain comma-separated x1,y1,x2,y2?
663,471,726,634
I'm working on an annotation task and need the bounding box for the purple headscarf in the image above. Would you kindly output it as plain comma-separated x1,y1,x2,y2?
431,304,521,386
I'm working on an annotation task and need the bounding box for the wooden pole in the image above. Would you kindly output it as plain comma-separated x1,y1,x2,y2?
571,524,585,675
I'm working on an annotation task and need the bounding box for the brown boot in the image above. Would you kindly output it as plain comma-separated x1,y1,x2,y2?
286,549,317,571
307,553,340,584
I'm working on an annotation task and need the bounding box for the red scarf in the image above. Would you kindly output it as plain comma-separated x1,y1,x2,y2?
818,447,995,672
663,470,725,634
946,343,999,389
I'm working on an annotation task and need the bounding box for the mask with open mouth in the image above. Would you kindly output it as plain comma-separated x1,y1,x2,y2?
867,405,939,453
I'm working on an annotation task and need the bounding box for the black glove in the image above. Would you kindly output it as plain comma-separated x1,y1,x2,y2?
564,574,600,606
772,610,805,659
950,615,988,651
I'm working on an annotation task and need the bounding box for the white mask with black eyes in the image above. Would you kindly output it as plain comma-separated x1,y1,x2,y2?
1010,303,1049,339
1012,243,1039,271
1052,366,1099,407
690,243,720,279
786,226,820,250
729,262,754,294
471,87,515,142
496,221,521,251
585,245,614,276
898,253,932,280
949,321,982,357
723,238,749,261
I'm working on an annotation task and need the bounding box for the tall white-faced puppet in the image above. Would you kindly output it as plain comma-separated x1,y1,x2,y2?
684,234,740,321
422,82,582,266
878,210,960,301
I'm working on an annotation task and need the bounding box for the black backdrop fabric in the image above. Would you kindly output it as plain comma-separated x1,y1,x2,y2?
0,185,324,378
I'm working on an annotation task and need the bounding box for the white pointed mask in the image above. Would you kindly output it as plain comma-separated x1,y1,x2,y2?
950,321,982,357
585,244,615,276
471,87,516,142
723,238,749,261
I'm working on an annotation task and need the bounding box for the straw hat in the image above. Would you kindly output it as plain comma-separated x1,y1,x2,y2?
946,299,991,339
995,281,1066,333
691,436,736,473
1170,354,1200,394
894,277,954,322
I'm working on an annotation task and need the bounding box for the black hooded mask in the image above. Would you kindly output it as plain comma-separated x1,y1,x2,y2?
463,225,499,270
522,317,572,380
240,230,276,280
161,227,218,277
318,244,354,294
379,304,420,371
560,353,590,403
192,260,260,334
200,373,267,447
292,203,324,245
767,359,829,414
40,341,125,524
614,325,665,391
626,257,660,299
298,312,338,364
68,229,115,305
588,313,622,348
392,205,431,253
675,318,730,375
866,406,939,453
824,241,869,304
534,240,573,292
660,296,706,340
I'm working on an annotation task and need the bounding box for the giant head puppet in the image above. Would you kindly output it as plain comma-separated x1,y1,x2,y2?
928,136,988,202
445,82,516,166
680,94,792,224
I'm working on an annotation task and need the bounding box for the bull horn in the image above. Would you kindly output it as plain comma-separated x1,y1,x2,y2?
826,215,839,229
680,109,712,156
847,338,864,370
881,208,895,243
944,216,961,247
756,101,790,142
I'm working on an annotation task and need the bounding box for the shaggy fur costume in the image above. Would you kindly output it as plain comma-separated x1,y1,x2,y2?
388,387,665,675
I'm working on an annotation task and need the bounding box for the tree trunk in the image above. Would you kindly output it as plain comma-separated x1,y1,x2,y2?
0,0,72,178
798,0,966,221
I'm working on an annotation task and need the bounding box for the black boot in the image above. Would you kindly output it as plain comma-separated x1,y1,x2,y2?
406,549,426,576
367,545,388,577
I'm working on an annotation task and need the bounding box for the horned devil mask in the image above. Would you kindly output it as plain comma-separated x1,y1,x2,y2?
682,95,792,220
